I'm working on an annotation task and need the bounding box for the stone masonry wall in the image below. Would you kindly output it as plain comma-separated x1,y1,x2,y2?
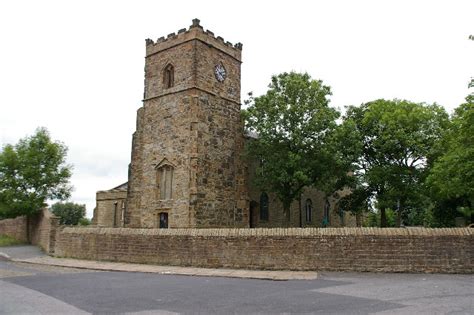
125,20,248,228
192,91,248,227
0,215,28,242
0,209,59,253
29,208,60,254
127,92,197,228
54,227,473,273
95,190,127,227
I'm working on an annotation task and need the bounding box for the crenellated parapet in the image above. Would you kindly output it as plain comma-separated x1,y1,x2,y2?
145,18,242,61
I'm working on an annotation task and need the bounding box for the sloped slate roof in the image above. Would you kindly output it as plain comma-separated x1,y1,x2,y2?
110,182,128,191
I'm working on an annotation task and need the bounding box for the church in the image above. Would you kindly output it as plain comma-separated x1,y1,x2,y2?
92,19,356,229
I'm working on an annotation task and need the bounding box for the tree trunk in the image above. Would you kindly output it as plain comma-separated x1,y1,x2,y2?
380,207,387,227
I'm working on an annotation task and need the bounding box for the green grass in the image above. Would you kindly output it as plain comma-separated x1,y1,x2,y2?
0,234,25,247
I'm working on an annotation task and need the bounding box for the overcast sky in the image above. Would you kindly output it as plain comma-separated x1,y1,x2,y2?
0,0,472,218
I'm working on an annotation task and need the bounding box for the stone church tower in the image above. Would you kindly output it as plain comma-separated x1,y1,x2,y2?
124,19,249,228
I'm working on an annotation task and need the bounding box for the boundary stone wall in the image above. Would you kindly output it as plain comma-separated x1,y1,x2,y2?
54,227,473,273
0,216,28,242
0,209,59,253
29,209,60,253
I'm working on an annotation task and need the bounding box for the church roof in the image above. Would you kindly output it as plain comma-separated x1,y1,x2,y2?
109,182,128,191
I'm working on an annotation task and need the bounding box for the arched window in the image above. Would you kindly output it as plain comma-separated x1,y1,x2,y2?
163,64,174,89
157,164,174,200
305,199,312,222
260,192,269,221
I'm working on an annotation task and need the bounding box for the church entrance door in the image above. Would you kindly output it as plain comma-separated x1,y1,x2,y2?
159,212,168,228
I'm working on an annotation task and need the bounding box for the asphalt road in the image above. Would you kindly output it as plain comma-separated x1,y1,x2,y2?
0,260,472,314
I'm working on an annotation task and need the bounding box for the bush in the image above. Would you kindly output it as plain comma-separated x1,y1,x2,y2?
364,209,396,227
78,218,91,226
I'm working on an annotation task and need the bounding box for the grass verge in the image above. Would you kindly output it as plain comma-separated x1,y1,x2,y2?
0,234,25,247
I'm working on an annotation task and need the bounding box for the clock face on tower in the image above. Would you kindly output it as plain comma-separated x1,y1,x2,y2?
214,63,226,82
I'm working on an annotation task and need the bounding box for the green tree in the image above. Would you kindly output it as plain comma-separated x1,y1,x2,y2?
343,99,449,227
51,202,86,225
424,36,473,226
0,128,72,219
337,184,371,227
364,208,397,227
244,72,341,223
426,102,473,225
468,35,473,104
78,217,91,226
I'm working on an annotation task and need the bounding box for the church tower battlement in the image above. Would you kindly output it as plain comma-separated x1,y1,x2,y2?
125,19,249,228
145,19,242,55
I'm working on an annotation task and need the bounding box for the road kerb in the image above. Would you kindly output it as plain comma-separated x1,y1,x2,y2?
10,256,318,280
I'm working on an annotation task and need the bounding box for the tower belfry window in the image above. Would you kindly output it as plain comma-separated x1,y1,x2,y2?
163,64,174,89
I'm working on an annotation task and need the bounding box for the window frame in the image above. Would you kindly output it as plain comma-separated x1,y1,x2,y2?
305,198,312,223
163,64,174,89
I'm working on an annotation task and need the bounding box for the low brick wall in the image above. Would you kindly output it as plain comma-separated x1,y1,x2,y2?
0,216,28,242
54,227,473,273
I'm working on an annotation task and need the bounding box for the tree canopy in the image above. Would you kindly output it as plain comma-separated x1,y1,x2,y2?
0,128,72,218
343,99,449,226
427,102,473,200
425,101,473,226
51,202,86,225
243,72,344,222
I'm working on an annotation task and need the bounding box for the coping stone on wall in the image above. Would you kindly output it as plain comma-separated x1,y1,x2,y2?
60,227,473,237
